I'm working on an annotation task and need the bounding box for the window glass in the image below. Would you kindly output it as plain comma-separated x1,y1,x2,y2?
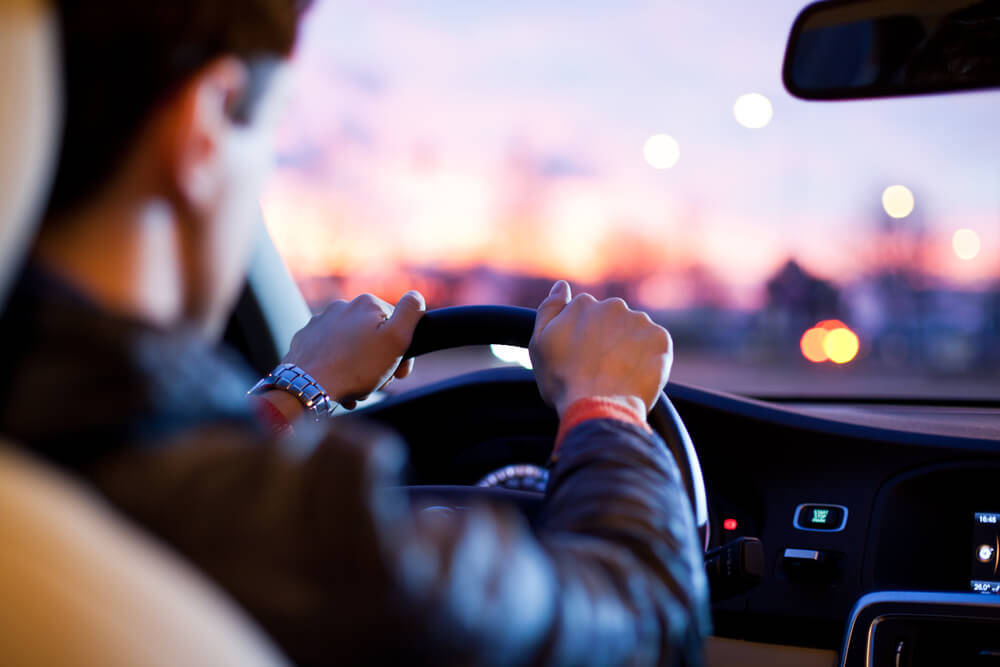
264,0,1000,398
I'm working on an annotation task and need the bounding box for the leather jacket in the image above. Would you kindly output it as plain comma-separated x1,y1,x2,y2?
0,268,710,666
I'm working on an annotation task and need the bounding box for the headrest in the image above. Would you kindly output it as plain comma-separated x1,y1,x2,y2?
0,0,61,304
0,445,289,666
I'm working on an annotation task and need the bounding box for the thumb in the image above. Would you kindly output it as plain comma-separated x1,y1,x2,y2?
386,290,426,342
534,280,571,337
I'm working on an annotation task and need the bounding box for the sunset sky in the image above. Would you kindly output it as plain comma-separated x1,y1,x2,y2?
262,0,1000,309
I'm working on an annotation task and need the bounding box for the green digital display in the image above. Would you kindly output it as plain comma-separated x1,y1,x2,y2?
811,508,831,524
795,504,846,531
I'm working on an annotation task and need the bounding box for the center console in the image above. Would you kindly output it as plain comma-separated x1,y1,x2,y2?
865,463,1000,593
841,592,1000,667
842,463,1000,666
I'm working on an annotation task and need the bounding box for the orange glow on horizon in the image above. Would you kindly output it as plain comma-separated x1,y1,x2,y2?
262,167,999,310
260,170,786,299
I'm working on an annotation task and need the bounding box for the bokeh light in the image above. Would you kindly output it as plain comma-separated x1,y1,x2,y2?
643,134,681,169
952,228,981,261
800,327,829,363
823,328,860,364
882,185,915,219
733,93,773,129
801,321,860,365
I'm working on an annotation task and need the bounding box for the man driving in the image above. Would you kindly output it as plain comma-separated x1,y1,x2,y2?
0,0,710,664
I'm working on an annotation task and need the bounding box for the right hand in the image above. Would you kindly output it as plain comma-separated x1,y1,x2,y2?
282,291,426,411
529,281,673,418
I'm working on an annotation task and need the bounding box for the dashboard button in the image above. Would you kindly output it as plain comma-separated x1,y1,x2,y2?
794,503,848,532
782,547,840,583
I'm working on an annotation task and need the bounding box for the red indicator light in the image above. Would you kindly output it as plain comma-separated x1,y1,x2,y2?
723,518,738,531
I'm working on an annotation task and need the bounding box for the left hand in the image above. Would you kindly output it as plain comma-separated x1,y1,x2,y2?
530,281,672,418
282,291,426,410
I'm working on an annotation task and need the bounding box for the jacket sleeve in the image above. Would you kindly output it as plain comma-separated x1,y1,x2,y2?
91,417,710,667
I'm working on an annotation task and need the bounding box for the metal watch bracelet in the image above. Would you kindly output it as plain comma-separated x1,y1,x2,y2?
248,363,337,422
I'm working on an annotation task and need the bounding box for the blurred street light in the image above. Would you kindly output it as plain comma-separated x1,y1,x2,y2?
733,93,773,129
952,228,981,261
823,328,860,364
800,320,860,364
643,134,680,169
882,185,915,219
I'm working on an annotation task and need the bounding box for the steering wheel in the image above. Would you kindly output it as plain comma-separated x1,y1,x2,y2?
401,305,710,550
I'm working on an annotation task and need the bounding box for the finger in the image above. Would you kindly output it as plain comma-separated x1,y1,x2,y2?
320,299,348,316
358,293,393,319
658,326,674,356
565,292,598,313
631,309,654,324
394,357,415,380
385,290,426,341
534,280,572,337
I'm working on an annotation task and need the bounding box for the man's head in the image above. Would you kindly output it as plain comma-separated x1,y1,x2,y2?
39,0,311,334
0,0,61,306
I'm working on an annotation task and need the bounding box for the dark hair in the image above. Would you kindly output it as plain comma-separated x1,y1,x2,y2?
46,0,312,219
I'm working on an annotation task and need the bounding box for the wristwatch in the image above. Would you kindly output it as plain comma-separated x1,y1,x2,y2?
248,363,336,421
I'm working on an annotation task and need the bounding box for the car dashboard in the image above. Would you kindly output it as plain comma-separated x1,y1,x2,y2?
682,386,1000,664
358,366,1000,666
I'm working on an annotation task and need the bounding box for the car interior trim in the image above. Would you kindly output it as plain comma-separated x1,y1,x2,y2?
841,591,1000,667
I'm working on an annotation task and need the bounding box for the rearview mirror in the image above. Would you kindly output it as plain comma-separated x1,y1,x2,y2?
783,0,1000,100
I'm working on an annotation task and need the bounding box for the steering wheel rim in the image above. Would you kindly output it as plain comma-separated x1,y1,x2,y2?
403,305,710,550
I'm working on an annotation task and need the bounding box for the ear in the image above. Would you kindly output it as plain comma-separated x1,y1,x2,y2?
163,57,249,216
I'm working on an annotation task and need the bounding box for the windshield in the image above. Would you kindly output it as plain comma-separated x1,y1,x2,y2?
263,0,1000,400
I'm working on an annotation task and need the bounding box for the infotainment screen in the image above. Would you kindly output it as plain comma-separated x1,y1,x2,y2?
971,512,1000,594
